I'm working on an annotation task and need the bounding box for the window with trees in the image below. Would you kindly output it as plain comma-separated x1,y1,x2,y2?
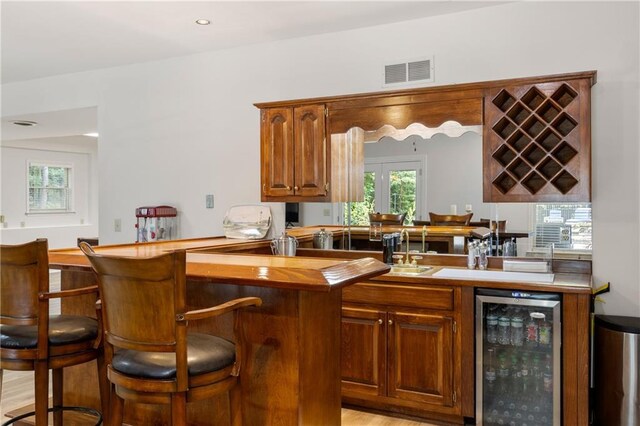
27,162,73,213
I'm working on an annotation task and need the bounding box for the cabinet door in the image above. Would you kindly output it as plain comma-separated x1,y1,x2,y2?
388,311,454,407
341,306,386,397
293,105,327,197
261,107,294,198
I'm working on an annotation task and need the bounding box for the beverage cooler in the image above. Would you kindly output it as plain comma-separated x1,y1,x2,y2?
476,289,561,425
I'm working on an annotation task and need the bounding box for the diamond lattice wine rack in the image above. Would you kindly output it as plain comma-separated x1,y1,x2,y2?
483,76,594,202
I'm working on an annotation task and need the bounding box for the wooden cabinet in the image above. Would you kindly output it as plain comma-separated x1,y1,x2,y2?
341,307,386,397
341,282,469,423
257,70,595,204
388,311,454,406
483,74,595,202
260,104,328,201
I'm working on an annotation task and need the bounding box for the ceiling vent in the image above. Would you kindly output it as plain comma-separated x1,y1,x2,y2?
383,57,434,87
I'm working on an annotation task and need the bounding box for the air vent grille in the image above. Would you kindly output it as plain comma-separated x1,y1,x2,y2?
383,57,434,87
408,60,431,81
385,63,407,85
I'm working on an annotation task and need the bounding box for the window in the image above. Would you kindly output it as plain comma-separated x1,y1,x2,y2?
27,162,73,213
531,203,592,251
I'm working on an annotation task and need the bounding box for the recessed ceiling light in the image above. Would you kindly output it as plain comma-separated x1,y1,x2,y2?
195,19,211,25
11,120,38,127
83,132,99,138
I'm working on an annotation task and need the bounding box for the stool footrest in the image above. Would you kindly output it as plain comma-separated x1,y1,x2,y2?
2,405,102,426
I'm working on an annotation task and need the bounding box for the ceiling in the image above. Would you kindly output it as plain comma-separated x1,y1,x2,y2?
2,107,97,141
1,1,506,84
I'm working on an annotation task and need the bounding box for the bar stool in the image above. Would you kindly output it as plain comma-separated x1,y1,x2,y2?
369,212,406,225
429,212,473,226
0,239,108,426
79,243,262,426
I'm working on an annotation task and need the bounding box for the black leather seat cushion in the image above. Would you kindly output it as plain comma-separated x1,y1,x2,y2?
0,315,98,349
112,333,235,380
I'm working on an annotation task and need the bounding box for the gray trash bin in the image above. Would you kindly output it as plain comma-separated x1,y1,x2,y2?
594,315,640,425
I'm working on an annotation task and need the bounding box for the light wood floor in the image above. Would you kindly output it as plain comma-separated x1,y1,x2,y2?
1,370,438,425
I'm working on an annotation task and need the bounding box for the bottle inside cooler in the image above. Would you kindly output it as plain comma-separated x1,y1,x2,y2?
482,302,556,425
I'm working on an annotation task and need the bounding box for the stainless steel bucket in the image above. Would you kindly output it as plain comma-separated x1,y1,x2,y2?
270,232,298,256
313,228,333,249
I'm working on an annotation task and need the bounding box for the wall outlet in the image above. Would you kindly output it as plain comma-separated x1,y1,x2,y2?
80,218,85,225
206,194,214,209
323,208,331,217
465,204,473,213
114,218,122,232
20,221,26,228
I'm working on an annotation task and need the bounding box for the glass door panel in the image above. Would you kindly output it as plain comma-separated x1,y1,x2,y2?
384,161,420,225
344,168,377,225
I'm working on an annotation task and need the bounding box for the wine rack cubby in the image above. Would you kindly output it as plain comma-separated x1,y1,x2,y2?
484,76,593,202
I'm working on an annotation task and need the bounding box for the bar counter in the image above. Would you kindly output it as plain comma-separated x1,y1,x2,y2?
49,237,390,425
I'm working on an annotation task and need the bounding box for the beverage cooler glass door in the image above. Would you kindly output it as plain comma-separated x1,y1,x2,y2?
476,289,561,426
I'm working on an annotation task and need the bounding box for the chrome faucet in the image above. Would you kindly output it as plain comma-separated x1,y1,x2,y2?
421,225,428,253
401,228,410,265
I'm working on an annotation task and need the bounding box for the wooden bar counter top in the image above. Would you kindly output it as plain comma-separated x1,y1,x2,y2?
48,236,390,425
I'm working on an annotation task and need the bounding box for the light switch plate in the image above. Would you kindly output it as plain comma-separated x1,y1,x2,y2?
206,194,214,209
114,218,122,232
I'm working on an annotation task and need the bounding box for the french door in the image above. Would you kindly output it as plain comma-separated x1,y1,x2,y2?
344,159,423,225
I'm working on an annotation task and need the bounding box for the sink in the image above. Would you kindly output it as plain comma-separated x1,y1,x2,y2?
432,268,554,283
389,264,433,275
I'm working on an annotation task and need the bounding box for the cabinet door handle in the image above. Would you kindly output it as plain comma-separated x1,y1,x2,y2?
294,185,299,191
286,186,291,191
388,319,393,325
378,318,383,324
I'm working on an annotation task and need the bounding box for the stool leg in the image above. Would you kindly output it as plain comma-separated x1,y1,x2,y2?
229,382,242,426
96,351,110,425
52,368,63,426
34,361,48,426
170,393,187,426
109,387,124,426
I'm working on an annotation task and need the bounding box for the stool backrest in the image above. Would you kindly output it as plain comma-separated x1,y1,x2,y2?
1,239,49,327
369,212,406,225
80,244,186,355
429,212,473,226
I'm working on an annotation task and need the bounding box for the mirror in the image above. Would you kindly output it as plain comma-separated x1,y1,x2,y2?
297,125,591,259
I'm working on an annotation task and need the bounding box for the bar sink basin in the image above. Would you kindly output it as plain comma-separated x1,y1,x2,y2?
390,264,433,275
432,268,554,284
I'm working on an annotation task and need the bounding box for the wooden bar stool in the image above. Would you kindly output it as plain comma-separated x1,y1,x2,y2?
0,239,108,426
429,212,473,226
369,212,406,225
79,243,262,426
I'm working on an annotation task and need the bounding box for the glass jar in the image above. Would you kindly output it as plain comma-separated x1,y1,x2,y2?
526,312,544,347
539,317,552,346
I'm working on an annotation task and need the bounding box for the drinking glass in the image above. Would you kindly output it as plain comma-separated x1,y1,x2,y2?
369,222,382,241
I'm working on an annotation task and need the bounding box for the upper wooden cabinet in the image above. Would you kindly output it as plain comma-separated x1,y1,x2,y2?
256,70,596,203
483,76,594,202
260,104,328,201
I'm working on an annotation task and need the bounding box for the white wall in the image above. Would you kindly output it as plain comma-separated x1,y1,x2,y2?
0,136,99,248
2,2,638,315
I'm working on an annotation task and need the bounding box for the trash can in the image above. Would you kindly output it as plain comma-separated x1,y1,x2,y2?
594,315,640,425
